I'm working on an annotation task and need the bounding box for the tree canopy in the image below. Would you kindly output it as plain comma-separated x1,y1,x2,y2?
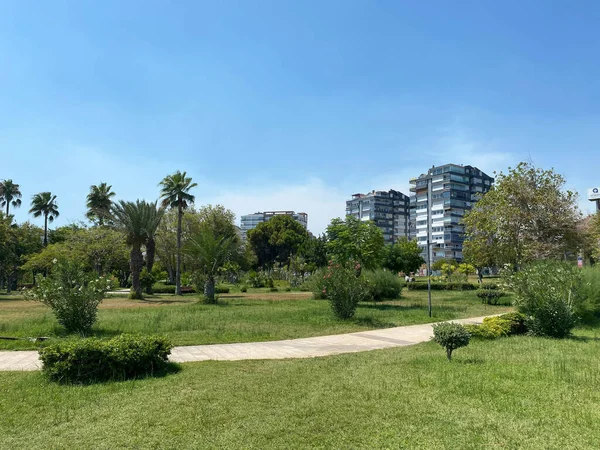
185,205,241,302
86,182,116,226
463,162,581,268
383,237,424,274
247,215,308,269
325,216,385,270
0,179,22,216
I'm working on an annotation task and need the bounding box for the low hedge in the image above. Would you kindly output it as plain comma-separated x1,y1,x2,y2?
151,284,196,294
477,290,506,305
407,282,477,291
464,313,528,340
39,334,173,384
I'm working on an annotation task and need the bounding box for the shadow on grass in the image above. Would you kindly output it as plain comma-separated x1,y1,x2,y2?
50,362,183,386
358,303,424,312
354,317,398,328
569,335,600,343
0,296,26,302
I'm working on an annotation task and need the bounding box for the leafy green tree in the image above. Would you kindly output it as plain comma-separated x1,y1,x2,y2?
463,162,581,268
22,226,129,277
247,215,308,269
457,263,476,278
0,179,22,216
155,208,200,284
299,234,328,270
431,259,457,271
325,216,385,270
196,205,238,237
49,223,86,245
112,200,164,299
578,213,600,265
0,213,13,290
159,171,197,295
29,192,59,246
86,182,116,226
0,219,43,292
383,237,425,274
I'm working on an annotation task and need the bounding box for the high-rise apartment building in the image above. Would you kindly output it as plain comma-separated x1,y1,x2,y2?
345,189,410,244
240,211,308,239
409,164,493,263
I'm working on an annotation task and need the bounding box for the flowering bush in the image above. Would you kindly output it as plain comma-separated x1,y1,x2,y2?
322,262,368,319
25,259,112,335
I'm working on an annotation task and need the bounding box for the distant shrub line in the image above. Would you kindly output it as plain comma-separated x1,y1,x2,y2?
407,282,477,291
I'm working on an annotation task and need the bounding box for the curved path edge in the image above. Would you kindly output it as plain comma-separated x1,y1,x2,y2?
0,316,492,372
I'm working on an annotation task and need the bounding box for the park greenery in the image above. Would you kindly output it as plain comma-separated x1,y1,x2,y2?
0,161,599,331
2,162,600,446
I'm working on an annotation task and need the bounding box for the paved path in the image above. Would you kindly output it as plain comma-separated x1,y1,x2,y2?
0,316,490,372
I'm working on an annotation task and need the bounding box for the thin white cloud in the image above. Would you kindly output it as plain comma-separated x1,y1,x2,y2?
207,178,348,235
7,120,519,236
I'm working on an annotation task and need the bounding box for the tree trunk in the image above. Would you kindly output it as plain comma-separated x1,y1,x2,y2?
130,245,144,299
6,273,11,294
145,237,156,294
176,202,182,296
204,276,216,304
43,214,48,247
446,348,453,361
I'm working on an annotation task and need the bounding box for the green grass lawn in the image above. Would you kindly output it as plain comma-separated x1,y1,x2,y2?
0,290,512,350
1,327,599,449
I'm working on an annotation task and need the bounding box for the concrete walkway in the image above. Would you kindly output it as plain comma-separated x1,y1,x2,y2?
0,316,490,372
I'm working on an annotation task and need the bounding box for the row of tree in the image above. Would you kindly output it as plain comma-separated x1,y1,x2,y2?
0,172,426,299
5,161,594,300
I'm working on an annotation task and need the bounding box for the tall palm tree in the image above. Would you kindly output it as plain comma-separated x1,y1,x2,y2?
159,171,197,295
86,182,116,226
29,192,59,246
112,200,164,299
0,179,23,216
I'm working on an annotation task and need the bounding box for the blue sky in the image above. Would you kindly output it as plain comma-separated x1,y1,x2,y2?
1,0,599,233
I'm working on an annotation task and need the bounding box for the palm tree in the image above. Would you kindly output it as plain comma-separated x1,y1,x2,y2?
159,171,197,295
186,230,238,303
112,200,164,299
0,179,23,216
86,182,116,226
29,192,59,246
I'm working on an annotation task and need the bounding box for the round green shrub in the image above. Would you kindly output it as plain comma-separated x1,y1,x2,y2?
498,312,528,335
432,322,471,360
